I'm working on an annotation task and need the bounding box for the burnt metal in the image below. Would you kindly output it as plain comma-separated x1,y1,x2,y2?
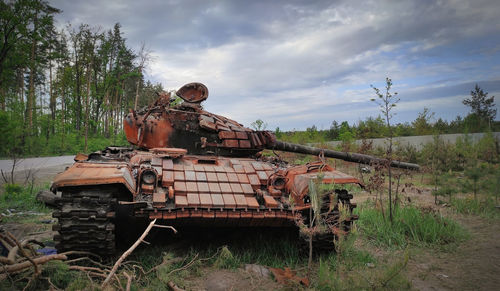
271,141,420,170
51,82,419,255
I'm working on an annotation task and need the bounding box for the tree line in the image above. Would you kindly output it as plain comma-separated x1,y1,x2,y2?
0,0,162,157
276,85,498,145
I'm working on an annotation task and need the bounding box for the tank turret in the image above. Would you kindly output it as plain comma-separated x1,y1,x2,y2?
124,82,419,170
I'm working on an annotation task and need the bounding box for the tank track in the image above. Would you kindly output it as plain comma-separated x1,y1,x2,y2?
52,189,116,255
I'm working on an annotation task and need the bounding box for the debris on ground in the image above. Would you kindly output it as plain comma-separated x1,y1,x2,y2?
244,263,271,278
35,190,58,208
268,266,309,286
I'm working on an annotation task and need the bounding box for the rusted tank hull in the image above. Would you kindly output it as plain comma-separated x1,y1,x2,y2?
52,147,359,254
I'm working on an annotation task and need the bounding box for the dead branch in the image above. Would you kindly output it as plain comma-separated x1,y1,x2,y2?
0,169,8,184
122,260,142,266
88,271,107,279
145,257,184,275
0,235,15,250
68,265,109,273
0,254,67,275
6,238,39,262
102,219,177,288
5,232,39,277
0,257,14,264
123,271,132,291
66,257,109,269
114,273,124,291
7,245,20,262
58,250,102,259
22,276,34,291
153,224,178,233
168,281,185,291
45,276,62,291
166,253,199,277
131,264,147,280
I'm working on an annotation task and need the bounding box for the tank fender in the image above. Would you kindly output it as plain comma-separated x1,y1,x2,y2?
51,162,136,198
284,162,362,206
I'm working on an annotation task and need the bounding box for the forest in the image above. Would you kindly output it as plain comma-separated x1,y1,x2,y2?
0,0,163,158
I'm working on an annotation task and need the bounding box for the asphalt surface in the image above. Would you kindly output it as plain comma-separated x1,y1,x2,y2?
0,155,75,185
0,155,75,172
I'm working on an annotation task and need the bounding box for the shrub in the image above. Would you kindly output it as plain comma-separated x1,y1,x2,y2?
213,246,239,269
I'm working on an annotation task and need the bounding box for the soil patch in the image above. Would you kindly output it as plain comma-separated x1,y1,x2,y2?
407,215,500,291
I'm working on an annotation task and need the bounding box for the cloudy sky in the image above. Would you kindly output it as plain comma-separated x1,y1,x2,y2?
49,0,500,130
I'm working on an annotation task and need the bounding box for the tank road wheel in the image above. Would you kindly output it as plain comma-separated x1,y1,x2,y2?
52,187,117,255
299,189,358,253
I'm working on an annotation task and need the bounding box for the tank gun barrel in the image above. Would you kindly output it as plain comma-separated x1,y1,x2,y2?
270,141,420,171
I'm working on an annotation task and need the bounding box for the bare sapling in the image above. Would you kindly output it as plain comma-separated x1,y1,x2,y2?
371,77,400,223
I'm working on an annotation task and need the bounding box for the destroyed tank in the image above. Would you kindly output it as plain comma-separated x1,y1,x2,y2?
51,82,419,255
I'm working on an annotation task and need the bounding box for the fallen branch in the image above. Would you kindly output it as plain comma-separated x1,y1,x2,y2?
145,257,184,275
154,224,178,233
66,257,109,269
68,265,109,273
0,237,15,252
168,281,185,291
0,254,67,276
58,250,102,260
5,232,39,277
123,271,132,291
101,219,177,288
0,257,14,265
166,253,199,277
45,276,62,291
87,271,107,279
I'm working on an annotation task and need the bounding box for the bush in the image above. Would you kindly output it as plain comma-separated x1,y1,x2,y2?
214,246,239,269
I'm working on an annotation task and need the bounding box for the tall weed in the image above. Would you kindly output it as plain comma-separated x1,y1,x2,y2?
356,203,468,249
452,196,500,219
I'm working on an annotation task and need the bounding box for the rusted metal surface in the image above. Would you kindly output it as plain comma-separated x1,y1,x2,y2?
52,162,135,194
123,83,276,156
123,82,418,169
272,140,420,170
51,81,418,255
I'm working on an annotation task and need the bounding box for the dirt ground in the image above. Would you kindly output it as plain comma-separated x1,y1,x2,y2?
353,182,500,291
403,212,500,291
188,268,282,291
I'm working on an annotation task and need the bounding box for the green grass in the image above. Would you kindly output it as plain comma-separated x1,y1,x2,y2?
313,231,411,291
0,183,50,214
452,196,500,219
129,228,304,269
356,203,468,249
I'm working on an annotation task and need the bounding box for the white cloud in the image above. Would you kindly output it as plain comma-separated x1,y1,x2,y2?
50,0,500,129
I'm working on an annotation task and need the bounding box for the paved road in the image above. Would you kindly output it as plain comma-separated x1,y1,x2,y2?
0,155,75,173
0,155,75,185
